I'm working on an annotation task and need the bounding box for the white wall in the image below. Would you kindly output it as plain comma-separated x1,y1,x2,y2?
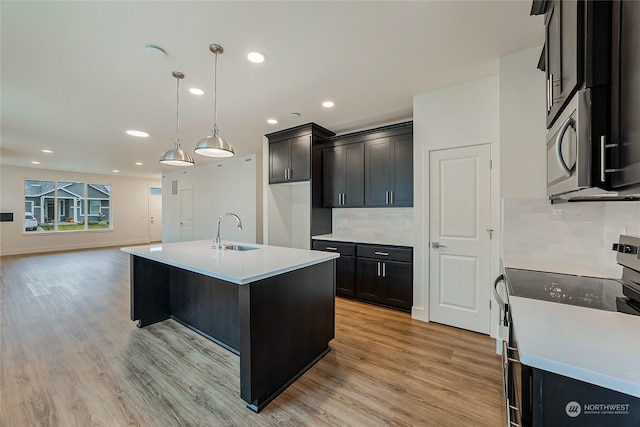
162,154,259,244
266,182,311,249
499,46,547,198
413,75,501,324
0,165,160,255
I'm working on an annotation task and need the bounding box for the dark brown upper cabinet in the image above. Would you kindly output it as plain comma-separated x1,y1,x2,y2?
267,123,334,185
610,0,640,190
269,135,310,184
364,133,413,207
544,0,583,129
322,143,364,207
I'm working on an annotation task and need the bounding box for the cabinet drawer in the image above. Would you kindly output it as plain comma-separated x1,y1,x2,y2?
356,244,412,262
312,240,356,256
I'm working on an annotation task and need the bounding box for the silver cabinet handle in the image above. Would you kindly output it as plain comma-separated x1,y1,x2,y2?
601,135,606,183
325,247,338,251
284,169,288,180
377,261,381,277
390,191,394,204
431,242,445,249
385,191,389,205
382,262,386,278
555,117,575,177
289,168,292,179
374,251,389,256
342,193,346,205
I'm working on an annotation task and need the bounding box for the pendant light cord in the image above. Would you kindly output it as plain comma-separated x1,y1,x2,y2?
213,51,218,132
176,76,181,147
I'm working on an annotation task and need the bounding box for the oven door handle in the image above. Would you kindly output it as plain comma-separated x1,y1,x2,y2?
493,275,509,326
503,340,523,427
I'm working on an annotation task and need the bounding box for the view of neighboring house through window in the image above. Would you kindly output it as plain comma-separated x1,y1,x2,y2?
23,180,111,232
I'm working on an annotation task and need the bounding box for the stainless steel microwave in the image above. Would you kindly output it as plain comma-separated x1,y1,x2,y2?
547,89,592,198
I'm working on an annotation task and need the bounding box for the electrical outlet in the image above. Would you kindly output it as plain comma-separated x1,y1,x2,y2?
553,208,564,216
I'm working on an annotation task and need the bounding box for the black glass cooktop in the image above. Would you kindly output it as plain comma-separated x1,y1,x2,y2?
504,268,626,312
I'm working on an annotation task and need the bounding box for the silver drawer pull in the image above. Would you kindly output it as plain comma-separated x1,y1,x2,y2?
374,251,389,256
325,247,338,251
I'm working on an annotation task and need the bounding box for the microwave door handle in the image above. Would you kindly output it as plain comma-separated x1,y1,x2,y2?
556,117,576,177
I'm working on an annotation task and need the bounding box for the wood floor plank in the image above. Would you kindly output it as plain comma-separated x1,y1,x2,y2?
1,248,504,426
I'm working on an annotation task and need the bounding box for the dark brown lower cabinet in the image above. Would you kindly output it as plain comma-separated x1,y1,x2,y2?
355,257,412,312
313,239,412,312
336,255,355,297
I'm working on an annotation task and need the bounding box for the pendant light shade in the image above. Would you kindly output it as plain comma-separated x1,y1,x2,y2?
194,44,235,158
160,71,195,166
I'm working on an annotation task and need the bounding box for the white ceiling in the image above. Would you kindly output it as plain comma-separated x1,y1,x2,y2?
1,1,543,179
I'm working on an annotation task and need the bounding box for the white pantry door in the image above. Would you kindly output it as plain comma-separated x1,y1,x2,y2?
180,188,194,242
429,144,492,334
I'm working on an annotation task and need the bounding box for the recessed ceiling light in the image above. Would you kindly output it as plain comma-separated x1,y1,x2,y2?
126,130,150,137
31,161,41,165
112,170,119,173
267,119,278,124
42,149,53,154
247,52,265,63
135,162,143,166
322,101,335,108
189,88,204,95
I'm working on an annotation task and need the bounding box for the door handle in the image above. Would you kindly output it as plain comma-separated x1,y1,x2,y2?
431,242,445,249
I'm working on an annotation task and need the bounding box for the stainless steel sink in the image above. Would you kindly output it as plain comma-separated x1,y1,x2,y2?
221,244,259,251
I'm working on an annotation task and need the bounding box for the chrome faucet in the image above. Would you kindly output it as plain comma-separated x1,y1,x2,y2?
214,212,243,249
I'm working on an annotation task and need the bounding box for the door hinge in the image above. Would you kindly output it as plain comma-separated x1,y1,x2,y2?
490,300,492,309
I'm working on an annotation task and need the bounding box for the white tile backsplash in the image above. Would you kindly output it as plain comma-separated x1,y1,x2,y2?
332,208,414,243
502,198,640,277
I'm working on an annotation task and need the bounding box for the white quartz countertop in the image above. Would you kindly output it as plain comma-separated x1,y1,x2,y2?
121,240,339,285
312,234,413,248
508,296,640,398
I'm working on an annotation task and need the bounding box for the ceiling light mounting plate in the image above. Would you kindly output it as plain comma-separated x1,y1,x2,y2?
172,71,184,79
209,44,224,55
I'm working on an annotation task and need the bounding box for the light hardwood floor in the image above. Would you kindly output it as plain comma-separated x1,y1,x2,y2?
1,248,504,426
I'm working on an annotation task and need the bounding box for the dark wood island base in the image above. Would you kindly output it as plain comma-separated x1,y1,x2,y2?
129,254,336,412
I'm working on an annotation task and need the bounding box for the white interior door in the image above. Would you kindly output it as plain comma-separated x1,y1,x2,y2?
149,187,162,242
429,144,492,334
180,188,193,242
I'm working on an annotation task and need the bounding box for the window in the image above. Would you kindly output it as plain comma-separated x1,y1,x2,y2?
23,179,112,233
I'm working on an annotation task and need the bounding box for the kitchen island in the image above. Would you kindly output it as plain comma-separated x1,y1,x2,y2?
121,240,339,412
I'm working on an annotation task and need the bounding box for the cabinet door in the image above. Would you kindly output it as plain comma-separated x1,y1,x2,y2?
269,140,290,184
611,0,640,189
336,256,356,297
355,258,383,302
364,138,392,206
545,0,581,128
289,135,311,181
365,136,413,207
343,143,365,207
322,147,343,207
381,261,413,311
390,135,413,207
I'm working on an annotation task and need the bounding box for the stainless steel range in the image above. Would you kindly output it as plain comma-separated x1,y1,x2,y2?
494,235,640,426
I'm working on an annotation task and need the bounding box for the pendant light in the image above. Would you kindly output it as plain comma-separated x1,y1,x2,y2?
194,44,235,158
160,71,195,166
